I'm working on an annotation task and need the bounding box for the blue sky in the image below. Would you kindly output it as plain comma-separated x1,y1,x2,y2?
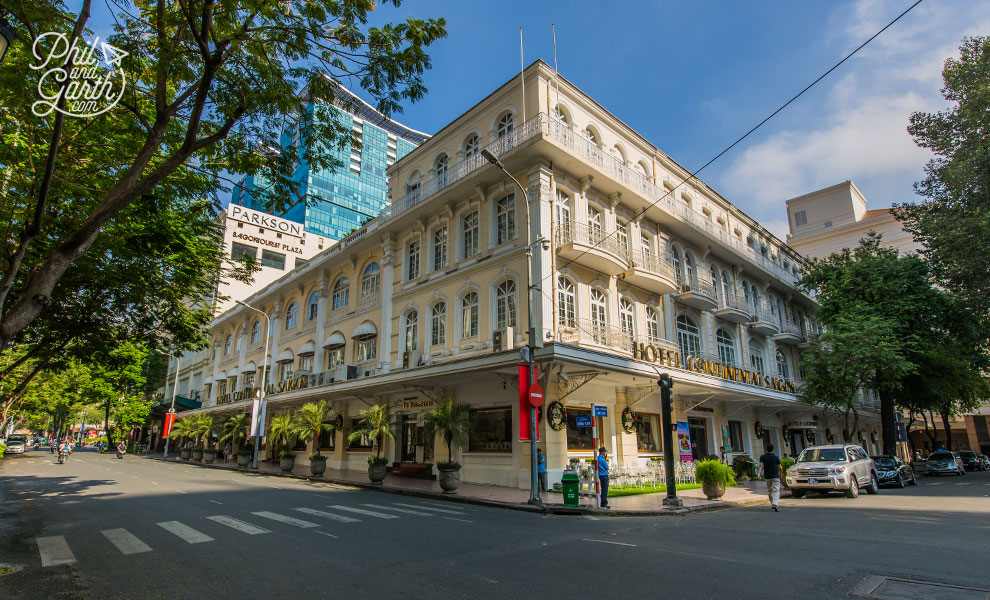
74,0,987,239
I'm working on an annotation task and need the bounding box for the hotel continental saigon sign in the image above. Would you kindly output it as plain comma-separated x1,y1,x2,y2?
632,342,797,394
215,375,311,406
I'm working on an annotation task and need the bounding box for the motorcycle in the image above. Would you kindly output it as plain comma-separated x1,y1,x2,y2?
58,449,68,464
116,447,125,459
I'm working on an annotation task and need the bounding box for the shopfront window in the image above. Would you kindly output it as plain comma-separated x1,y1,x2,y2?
468,407,512,452
348,418,373,450
566,407,595,451
318,427,335,450
636,413,661,453
728,420,744,452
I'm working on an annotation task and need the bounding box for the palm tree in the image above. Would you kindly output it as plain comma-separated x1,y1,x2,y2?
290,400,335,458
268,413,294,457
219,413,250,450
348,403,394,462
168,417,195,447
422,395,470,464
193,415,215,449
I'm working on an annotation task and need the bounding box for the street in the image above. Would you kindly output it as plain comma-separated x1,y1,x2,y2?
2,449,989,599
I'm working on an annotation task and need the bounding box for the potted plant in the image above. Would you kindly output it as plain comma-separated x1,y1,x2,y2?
235,449,252,467
422,396,469,494
220,414,251,467
269,413,295,472
168,417,195,459
191,414,214,462
731,455,756,481
348,403,394,485
695,458,736,500
291,400,336,477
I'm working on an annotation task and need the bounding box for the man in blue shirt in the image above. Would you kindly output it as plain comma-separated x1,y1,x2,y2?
597,447,610,508
758,444,782,512
537,448,547,493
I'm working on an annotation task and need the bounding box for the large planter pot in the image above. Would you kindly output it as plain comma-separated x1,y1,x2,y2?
438,468,461,494
203,450,216,464
368,462,387,485
179,448,191,460
191,448,204,461
236,453,251,467
701,480,726,500
310,456,327,476
280,455,296,472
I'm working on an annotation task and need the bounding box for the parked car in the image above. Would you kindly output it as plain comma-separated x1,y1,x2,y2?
959,451,984,472
5,433,28,454
926,450,965,476
785,444,879,498
871,455,918,488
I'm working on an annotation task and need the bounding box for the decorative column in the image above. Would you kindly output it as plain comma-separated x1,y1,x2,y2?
380,237,396,371
314,272,330,373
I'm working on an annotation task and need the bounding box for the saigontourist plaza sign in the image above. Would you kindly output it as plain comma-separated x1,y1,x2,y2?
632,342,797,394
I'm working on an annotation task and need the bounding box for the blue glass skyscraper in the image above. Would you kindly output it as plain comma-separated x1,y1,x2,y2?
232,85,427,240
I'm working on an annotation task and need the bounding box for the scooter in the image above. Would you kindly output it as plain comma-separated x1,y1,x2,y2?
116,447,125,459
58,449,68,464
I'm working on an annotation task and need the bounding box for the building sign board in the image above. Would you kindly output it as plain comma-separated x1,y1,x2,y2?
632,342,797,394
575,416,592,428
228,204,305,238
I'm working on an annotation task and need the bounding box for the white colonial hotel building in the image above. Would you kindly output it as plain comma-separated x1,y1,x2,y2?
176,60,882,488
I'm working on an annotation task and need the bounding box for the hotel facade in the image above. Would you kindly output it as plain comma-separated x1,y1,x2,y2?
174,61,883,489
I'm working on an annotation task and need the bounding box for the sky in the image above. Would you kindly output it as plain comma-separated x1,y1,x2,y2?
73,0,989,239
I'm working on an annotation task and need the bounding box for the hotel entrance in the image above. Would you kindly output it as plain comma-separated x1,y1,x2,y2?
400,414,417,462
689,417,710,460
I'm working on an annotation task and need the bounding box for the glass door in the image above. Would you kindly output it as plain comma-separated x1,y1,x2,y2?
401,415,417,462
689,417,709,460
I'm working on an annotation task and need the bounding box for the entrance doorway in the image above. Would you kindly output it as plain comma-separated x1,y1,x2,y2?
689,417,709,460
400,415,417,462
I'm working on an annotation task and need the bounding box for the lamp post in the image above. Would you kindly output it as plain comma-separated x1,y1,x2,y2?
162,355,181,458
481,148,544,506
0,15,15,66
236,300,270,470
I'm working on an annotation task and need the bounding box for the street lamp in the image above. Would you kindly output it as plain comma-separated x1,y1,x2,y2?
162,355,181,458
235,300,271,470
0,16,15,66
481,147,545,506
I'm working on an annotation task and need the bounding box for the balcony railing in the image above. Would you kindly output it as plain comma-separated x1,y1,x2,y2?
558,318,678,356
716,293,750,313
678,276,716,298
627,249,677,280
555,221,628,259
779,321,803,337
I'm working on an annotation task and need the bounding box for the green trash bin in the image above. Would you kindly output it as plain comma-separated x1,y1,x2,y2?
561,472,580,507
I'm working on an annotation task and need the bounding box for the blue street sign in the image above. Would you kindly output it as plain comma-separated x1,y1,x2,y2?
593,405,608,417
575,416,592,428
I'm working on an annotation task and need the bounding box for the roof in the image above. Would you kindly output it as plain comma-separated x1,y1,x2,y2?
862,208,892,219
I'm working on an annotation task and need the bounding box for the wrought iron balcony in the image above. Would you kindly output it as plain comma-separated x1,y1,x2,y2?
675,276,718,311
555,221,629,276
624,249,678,296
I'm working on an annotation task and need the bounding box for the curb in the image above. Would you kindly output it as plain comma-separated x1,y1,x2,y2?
149,456,767,516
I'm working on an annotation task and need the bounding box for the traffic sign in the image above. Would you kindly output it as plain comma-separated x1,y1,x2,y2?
575,416,592,428
529,383,544,407
593,405,608,417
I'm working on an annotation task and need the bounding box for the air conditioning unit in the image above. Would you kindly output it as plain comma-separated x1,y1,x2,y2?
402,351,420,369
493,327,514,352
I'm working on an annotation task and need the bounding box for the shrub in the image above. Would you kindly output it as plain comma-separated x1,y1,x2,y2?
367,456,388,466
310,453,328,461
235,449,253,456
695,459,737,486
731,455,756,478
781,457,795,474
436,460,461,470
0,443,6,459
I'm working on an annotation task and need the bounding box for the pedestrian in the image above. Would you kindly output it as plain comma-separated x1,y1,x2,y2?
758,444,782,512
224,442,231,463
913,450,922,462
537,448,547,493
597,446,610,509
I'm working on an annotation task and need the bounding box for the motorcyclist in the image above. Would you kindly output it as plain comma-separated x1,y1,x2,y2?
58,441,70,463
116,441,126,459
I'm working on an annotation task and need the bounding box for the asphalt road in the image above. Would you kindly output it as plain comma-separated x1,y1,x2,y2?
2,448,989,599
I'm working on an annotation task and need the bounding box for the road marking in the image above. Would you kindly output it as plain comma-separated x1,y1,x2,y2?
315,530,339,539
393,502,466,515
206,515,270,535
251,511,320,528
293,507,360,523
442,517,474,523
175,489,187,494
101,529,152,555
157,521,214,544
415,500,474,511
150,482,160,485
955,482,972,486
327,505,398,519
361,503,434,516
210,500,223,505
36,536,76,567
581,538,636,547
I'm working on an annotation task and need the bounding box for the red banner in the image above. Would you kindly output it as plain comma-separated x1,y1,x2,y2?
162,413,177,438
518,363,539,441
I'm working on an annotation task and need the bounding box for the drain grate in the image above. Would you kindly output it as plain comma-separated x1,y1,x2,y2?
850,575,990,599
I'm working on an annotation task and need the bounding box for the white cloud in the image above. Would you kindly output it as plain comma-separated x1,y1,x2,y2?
719,0,990,221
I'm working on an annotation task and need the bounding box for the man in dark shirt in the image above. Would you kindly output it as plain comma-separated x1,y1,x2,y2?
758,444,782,512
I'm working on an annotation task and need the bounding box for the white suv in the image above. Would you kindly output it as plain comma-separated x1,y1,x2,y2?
786,444,878,498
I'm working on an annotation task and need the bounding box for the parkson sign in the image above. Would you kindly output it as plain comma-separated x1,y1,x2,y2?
632,342,797,394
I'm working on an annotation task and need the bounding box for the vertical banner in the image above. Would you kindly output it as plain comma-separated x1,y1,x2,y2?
162,413,176,438
518,364,539,441
676,421,693,462
250,397,267,437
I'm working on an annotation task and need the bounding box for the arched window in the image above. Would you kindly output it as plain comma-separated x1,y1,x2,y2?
610,145,625,164
361,263,380,298
431,302,446,346
496,281,517,329
584,127,598,145
646,307,661,343
463,211,479,258
250,320,261,345
750,341,766,374
616,220,629,252
671,247,682,284
619,298,635,343
404,311,418,352
684,253,696,282
722,273,732,301
224,334,232,355
676,315,701,357
332,277,349,311
710,266,719,299
235,327,244,352
557,277,576,328
587,206,603,242
407,239,421,280
496,195,515,244
268,312,276,337
497,113,513,138
461,292,479,338
635,161,648,177
306,291,319,322
716,329,736,365
464,134,480,158
742,281,753,311
776,350,790,380
552,105,568,124
555,190,570,225
435,154,449,177
590,288,608,343
284,302,298,329
432,226,448,271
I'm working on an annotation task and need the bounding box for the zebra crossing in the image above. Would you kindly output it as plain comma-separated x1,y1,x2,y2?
34,500,471,567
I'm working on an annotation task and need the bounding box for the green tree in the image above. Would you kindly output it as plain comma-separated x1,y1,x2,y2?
422,395,469,464
291,400,336,458
896,36,990,319
219,413,250,451
168,417,196,446
348,403,393,462
268,413,294,457
0,1,445,353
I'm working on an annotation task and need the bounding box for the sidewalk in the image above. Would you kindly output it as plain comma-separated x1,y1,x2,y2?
147,453,776,516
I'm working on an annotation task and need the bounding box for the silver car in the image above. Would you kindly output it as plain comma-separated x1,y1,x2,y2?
786,444,879,499
925,450,964,476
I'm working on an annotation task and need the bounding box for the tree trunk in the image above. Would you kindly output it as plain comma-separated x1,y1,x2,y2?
906,412,917,455
922,410,938,449
878,388,897,456
940,410,954,451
